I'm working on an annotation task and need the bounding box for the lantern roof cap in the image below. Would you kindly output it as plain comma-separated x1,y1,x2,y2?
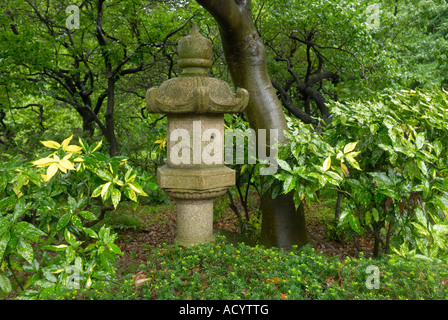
146,22,249,114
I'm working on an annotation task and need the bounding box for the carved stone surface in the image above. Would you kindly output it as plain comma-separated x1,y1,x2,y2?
146,77,248,114
157,166,234,200
145,23,249,246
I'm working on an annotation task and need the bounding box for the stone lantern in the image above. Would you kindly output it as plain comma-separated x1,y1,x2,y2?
145,23,249,246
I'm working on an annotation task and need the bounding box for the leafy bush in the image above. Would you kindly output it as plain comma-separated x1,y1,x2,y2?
40,237,448,300
271,88,448,260
0,135,156,298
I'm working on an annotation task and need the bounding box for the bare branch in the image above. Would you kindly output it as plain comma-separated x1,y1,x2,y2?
271,80,318,125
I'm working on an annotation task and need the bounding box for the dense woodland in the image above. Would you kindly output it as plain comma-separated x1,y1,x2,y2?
1,0,448,300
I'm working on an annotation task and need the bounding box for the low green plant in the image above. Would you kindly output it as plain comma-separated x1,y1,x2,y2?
43,237,448,300
0,135,156,298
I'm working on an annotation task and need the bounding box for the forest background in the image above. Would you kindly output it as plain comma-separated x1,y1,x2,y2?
1,0,448,300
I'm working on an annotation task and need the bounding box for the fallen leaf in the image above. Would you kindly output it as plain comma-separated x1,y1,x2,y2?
266,277,282,285
441,279,448,286
132,270,149,289
280,293,288,300
201,274,208,288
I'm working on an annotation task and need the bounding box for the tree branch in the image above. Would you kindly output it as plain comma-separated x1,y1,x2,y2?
271,80,318,125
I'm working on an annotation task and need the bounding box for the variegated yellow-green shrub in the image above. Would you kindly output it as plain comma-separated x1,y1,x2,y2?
0,136,157,299
271,89,448,261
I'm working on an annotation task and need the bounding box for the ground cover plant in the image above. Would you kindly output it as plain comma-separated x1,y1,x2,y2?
22,236,448,300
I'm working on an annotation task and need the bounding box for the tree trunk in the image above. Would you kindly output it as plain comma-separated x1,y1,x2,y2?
196,0,308,248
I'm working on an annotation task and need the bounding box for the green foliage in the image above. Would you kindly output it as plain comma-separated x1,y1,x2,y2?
272,88,448,259
40,238,448,300
0,135,154,298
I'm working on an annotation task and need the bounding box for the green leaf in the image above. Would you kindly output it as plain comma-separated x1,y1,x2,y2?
124,187,137,202
65,246,76,264
365,210,372,226
346,155,361,170
415,132,425,150
0,218,10,238
370,172,392,187
97,169,112,182
101,181,112,201
283,175,295,194
325,171,343,183
17,238,34,264
57,213,71,231
417,160,428,176
71,215,83,229
83,227,98,239
12,198,31,223
0,175,7,192
277,159,292,172
15,221,46,242
111,188,121,209
434,140,443,157
372,208,379,222
91,140,103,153
64,229,77,245
0,231,11,262
79,211,97,220
0,273,12,293
91,185,102,198
106,242,122,255
348,214,363,235
125,169,137,182
78,138,88,152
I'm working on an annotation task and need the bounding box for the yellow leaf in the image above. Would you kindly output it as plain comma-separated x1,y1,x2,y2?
61,135,73,150
86,276,92,289
40,140,61,149
128,183,148,197
58,159,74,172
240,164,247,174
344,141,358,154
64,145,83,154
266,277,283,285
341,163,350,177
52,269,65,274
154,137,166,149
32,157,57,167
46,163,59,181
323,156,331,172
73,157,84,162
78,138,86,151
91,140,103,153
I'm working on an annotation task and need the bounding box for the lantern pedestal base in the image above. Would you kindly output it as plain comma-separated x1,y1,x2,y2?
175,198,215,246
157,165,234,246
